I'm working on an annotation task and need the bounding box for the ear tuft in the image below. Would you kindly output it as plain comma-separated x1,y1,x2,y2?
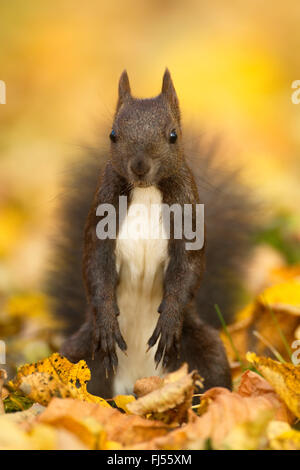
162,68,173,95
161,68,180,122
116,70,131,111
119,70,131,97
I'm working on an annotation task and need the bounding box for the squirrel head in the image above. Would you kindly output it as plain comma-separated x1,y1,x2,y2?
110,69,183,186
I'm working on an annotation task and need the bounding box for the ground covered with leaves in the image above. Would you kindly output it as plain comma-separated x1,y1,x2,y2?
0,351,299,450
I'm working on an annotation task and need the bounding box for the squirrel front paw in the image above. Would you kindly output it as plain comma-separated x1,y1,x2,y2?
147,305,182,368
93,306,127,374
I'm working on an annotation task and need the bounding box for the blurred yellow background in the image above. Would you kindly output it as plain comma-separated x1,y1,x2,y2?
0,0,300,293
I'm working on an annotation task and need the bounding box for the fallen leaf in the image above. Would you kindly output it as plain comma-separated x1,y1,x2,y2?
9,353,111,407
128,364,201,424
222,279,300,364
0,418,35,450
3,403,45,430
113,395,136,413
238,370,293,422
267,420,300,450
247,352,300,418
38,398,171,448
29,425,88,450
221,411,272,450
0,369,7,414
130,371,291,450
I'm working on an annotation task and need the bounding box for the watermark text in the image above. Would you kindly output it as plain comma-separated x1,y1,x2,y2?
0,81,6,104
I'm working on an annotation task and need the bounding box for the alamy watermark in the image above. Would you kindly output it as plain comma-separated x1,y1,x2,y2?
0,341,6,365
96,197,204,250
291,339,300,366
291,80,300,104
0,80,6,104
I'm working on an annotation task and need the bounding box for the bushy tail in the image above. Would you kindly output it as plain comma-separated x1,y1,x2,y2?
46,135,256,334
186,136,256,326
46,147,107,335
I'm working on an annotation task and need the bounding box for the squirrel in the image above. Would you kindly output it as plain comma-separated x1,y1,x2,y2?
48,69,255,398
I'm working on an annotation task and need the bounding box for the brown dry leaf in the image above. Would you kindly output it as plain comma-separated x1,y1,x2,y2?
222,279,300,364
238,370,293,422
9,353,110,407
247,352,300,418
127,364,201,424
38,397,172,448
129,371,291,450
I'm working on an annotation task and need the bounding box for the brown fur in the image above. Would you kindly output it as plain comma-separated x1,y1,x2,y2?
49,70,254,396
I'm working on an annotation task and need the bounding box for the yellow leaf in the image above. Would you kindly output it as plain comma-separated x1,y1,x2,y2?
0,418,35,450
27,424,57,450
9,353,111,407
258,279,300,315
222,280,300,365
267,420,300,450
113,395,136,413
246,352,300,418
221,411,272,450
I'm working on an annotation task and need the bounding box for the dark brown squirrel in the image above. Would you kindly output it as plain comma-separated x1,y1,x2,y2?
48,69,255,398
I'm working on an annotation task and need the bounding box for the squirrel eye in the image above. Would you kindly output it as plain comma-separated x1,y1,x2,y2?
169,129,177,143
109,129,117,143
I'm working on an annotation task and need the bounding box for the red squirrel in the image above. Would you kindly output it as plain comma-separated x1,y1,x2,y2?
49,70,254,397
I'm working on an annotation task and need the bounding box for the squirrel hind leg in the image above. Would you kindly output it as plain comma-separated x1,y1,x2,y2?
177,318,232,392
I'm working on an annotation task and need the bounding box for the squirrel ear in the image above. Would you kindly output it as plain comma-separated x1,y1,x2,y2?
117,70,131,111
161,68,180,122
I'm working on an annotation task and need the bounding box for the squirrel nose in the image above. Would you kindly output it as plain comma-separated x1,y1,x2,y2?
130,159,150,177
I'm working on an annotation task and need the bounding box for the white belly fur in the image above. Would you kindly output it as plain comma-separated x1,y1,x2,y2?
113,186,168,395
